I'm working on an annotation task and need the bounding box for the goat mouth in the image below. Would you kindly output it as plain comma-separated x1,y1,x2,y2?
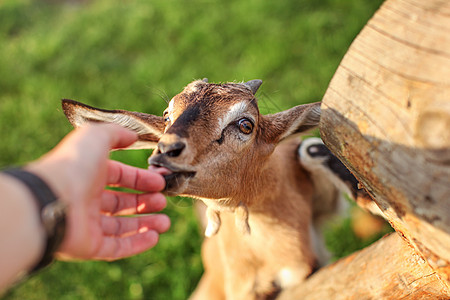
148,164,196,195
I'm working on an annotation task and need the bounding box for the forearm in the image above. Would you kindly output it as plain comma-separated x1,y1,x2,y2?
0,174,45,292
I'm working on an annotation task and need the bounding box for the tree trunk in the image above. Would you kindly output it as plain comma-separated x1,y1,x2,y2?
281,0,450,298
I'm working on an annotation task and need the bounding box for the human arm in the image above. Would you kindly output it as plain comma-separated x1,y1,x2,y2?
0,124,170,291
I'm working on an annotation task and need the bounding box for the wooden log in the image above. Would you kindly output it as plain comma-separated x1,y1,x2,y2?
279,234,450,299
314,0,450,295
320,0,450,268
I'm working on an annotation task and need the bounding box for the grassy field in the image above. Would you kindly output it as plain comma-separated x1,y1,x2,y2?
1,0,386,299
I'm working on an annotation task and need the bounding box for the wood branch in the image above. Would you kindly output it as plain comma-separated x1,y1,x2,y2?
279,234,450,299
315,0,450,295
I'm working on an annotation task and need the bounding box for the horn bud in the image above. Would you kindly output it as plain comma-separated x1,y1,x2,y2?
244,79,263,95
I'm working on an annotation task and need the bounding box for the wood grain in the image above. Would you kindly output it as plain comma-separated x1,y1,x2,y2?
320,0,450,263
301,0,450,297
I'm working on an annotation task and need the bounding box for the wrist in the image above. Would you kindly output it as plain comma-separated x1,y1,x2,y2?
25,160,71,206
1,168,67,274
0,174,46,288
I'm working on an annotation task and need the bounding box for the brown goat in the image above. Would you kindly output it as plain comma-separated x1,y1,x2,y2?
62,79,330,299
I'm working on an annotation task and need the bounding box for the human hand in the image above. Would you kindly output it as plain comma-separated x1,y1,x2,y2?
27,124,170,261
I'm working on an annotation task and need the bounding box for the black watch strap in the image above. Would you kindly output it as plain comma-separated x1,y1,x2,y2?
2,168,67,273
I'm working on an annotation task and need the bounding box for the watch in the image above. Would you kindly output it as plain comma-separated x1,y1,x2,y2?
2,168,67,273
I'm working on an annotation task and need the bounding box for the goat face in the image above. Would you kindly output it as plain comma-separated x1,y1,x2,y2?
62,79,321,203
149,80,272,200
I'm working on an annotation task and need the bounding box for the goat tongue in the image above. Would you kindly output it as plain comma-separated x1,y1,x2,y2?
148,165,173,176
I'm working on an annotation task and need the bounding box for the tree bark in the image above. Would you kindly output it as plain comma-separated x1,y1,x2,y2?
280,0,450,297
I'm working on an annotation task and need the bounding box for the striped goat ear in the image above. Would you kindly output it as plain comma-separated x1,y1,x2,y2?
260,102,321,144
61,99,165,149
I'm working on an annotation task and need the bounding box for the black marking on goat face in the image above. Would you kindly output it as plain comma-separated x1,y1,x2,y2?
326,153,359,192
306,143,359,192
307,144,330,158
215,129,226,145
166,104,201,138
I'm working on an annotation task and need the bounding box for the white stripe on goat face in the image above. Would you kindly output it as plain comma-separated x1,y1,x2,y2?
218,101,254,135
167,98,175,113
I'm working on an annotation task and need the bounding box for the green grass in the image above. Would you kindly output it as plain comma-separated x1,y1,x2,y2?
0,0,385,299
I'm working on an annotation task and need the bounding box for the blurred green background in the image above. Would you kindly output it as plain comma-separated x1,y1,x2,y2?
0,0,387,299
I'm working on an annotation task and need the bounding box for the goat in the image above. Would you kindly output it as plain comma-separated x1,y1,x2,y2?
62,79,350,299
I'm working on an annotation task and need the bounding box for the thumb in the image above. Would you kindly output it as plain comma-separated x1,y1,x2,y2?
100,124,139,150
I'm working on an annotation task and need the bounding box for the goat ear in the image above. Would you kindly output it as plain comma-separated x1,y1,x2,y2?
62,99,165,149
261,102,321,143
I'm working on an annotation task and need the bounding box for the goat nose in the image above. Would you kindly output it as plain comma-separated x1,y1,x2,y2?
157,141,186,157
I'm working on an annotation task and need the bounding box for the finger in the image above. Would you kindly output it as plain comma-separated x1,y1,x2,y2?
94,230,160,261
107,160,165,192
99,123,138,150
101,190,167,215
69,124,138,153
101,214,171,237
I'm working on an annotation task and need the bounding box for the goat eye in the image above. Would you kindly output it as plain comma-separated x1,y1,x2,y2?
163,112,170,124
237,118,253,134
